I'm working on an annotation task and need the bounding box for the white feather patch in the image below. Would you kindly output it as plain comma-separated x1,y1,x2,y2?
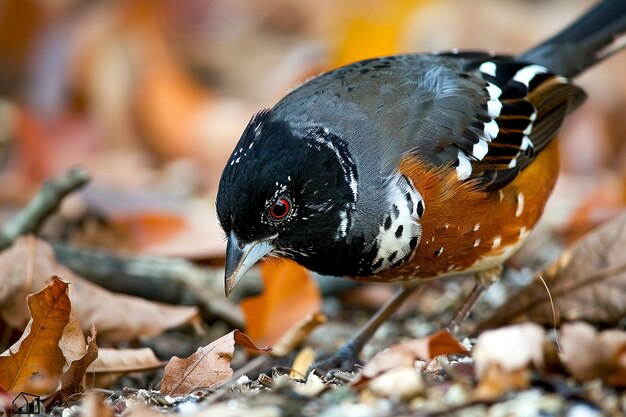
513,64,547,87
479,61,497,77
486,83,503,117
483,119,499,140
472,140,489,160
456,149,472,180
520,136,533,151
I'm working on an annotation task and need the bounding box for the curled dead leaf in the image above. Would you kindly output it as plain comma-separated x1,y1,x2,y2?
160,330,270,397
59,324,99,403
0,277,70,396
478,213,626,331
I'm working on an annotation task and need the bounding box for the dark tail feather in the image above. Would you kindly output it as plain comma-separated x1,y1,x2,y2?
519,0,626,78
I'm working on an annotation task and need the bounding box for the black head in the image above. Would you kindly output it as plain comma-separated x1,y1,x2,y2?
216,109,362,294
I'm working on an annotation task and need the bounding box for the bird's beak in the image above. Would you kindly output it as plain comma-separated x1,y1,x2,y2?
224,232,274,297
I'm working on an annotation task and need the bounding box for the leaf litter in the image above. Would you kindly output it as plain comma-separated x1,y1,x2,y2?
1,1,626,415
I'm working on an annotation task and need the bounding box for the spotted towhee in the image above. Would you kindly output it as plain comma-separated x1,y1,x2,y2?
217,0,626,371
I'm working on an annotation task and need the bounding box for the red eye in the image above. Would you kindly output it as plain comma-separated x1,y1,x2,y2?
270,198,291,220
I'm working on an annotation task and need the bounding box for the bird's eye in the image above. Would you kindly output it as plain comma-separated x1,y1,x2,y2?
269,198,291,220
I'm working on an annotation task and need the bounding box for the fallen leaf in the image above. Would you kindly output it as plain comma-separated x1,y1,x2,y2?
160,330,270,397
560,321,626,386
477,213,626,331
241,260,322,347
473,323,545,400
59,311,87,365
0,236,200,343
59,324,98,402
86,347,163,388
0,277,70,396
354,330,468,388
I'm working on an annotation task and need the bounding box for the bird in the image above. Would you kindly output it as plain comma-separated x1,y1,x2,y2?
216,0,626,372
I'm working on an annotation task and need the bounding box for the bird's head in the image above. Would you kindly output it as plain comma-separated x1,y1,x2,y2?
216,109,361,295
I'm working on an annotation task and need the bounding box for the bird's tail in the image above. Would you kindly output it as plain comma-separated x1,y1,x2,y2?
519,0,626,78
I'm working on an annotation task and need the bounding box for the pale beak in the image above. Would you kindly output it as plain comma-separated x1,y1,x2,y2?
224,232,274,297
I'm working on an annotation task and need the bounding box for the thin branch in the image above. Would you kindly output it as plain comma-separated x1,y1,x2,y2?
0,166,90,251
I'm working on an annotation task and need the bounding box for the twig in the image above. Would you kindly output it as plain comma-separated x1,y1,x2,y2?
0,166,90,250
50,240,245,327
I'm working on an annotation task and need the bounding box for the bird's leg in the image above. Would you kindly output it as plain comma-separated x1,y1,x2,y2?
445,265,502,334
311,284,422,376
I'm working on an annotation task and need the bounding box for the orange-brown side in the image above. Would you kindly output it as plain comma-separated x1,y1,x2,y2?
360,139,560,283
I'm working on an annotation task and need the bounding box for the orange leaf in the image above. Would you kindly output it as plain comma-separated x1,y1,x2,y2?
241,261,322,347
160,330,270,396
0,277,71,396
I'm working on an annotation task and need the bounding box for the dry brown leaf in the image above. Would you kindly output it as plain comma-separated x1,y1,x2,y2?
472,323,545,400
560,321,626,386
59,311,87,365
477,213,626,331
160,330,270,397
241,261,322,347
86,347,163,388
354,330,468,388
0,277,70,396
0,236,200,343
59,324,98,402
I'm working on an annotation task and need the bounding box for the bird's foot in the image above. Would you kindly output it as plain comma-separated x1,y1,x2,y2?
309,343,363,379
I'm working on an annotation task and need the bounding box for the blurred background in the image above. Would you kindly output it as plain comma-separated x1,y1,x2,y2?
0,0,625,261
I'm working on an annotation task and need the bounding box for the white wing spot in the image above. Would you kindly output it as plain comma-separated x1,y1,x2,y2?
480,61,497,77
472,140,489,160
492,236,502,248
486,83,503,117
516,193,525,217
498,190,504,202
513,64,547,87
456,149,472,180
474,223,480,231
473,238,481,247
435,247,443,257
520,136,533,150
483,119,499,140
